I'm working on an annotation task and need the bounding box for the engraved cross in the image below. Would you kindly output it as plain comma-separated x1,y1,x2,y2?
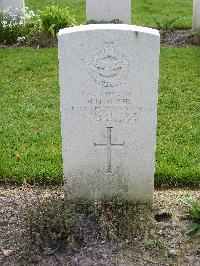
94,127,125,173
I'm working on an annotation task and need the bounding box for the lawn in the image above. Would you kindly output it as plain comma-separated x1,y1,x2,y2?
26,0,193,29
0,47,199,186
0,48,62,184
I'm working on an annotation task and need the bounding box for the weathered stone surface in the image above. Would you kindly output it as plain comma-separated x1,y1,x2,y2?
86,0,131,24
0,0,24,14
58,24,160,202
193,0,200,30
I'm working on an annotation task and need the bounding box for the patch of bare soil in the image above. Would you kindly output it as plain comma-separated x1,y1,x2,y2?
0,30,199,50
0,186,199,265
160,29,200,47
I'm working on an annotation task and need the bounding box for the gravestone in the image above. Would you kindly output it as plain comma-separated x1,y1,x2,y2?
0,0,24,15
86,0,131,24
59,24,160,203
193,0,200,30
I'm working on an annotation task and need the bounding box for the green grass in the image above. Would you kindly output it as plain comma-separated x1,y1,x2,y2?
0,47,199,186
26,0,193,29
26,0,86,24
157,47,200,186
132,0,192,29
0,48,62,184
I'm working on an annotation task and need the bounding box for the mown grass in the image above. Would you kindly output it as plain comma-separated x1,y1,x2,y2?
0,47,199,186
157,47,200,186
0,48,62,184
26,0,193,29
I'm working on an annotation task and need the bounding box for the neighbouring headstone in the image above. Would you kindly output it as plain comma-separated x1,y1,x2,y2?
0,0,24,15
86,0,131,24
59,24,160,203
193,0,200,30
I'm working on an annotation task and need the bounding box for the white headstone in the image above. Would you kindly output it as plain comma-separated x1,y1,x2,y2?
0,0,24,15
193,0,200,30
86,0,131,24
59,24,160,203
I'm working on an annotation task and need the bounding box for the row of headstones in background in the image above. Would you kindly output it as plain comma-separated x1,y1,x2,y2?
87,0,200,30
86,0,131,24
0,0,24,15
193,0,200,30
58,24,160,203
0,0,199,30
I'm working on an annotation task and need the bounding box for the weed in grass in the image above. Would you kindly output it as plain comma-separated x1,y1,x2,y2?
152,17,179,31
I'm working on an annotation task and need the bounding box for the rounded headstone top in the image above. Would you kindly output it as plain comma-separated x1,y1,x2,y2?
58,24,160,37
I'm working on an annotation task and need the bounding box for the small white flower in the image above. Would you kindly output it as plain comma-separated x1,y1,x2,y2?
17,36,26,43
2,21,7,28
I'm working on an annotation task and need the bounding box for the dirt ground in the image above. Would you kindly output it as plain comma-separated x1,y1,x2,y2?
160,29,200,47
0,29,199,49
0,186,199,265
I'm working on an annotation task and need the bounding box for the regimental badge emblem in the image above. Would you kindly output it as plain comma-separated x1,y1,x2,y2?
89,42,129,88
